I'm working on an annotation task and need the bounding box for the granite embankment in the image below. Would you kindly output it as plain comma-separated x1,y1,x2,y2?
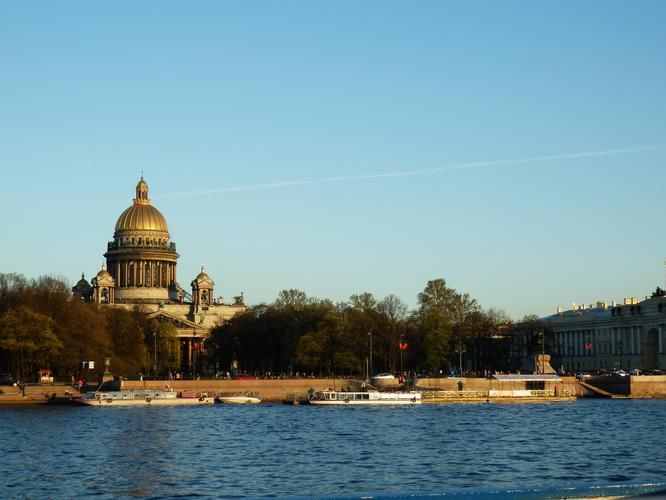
3,375,666,404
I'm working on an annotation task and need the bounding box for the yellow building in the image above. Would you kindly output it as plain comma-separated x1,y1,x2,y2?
72,177,245,372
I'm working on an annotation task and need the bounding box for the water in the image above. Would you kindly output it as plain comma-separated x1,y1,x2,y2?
2,399,666,498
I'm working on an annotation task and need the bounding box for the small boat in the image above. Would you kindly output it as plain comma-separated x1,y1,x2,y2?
216,392,262,404
309,389,421,406
74,390,214,406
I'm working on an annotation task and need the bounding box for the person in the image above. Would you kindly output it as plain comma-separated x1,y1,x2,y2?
77,379,84,392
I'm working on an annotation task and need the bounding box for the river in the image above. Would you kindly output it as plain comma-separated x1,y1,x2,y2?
2,399,665,498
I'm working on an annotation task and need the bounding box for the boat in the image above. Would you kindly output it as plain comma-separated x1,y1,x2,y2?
74,390,214,406
309,389,421,405
216,392,262,404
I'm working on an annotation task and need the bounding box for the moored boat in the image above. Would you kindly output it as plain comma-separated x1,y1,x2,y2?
216,392,262,404
74,390,214,406
309,389,421,405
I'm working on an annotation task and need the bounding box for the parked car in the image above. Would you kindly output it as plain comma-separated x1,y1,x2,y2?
0,374,15,386
372,373,395,380
233,373,257,380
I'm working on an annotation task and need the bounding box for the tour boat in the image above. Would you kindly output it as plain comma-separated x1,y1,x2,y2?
216,392,262,404
74,390,214,406
309,389,421,405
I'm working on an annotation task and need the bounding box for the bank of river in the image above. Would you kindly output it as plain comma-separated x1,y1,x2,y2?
1,399,666,498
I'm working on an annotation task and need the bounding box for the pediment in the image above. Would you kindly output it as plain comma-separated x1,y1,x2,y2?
146,309,203,330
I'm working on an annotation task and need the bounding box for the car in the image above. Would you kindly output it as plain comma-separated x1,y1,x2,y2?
233,373,257,380
0,375,15,386
372,373,395,380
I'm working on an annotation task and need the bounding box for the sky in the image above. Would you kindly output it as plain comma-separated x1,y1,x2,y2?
1,1,665,320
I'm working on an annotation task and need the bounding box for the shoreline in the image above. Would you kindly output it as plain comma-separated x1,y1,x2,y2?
3,374,666,405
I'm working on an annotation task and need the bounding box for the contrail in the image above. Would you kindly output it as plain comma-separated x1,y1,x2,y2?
157,145,662,199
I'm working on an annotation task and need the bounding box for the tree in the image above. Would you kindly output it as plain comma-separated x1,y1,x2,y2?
274,289,309,310
349,292,377,312
415,279,458,373
106,308,148,377
0,306,63,379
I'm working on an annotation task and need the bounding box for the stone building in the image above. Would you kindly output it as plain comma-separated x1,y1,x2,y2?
541,287,666,373
72,177,245,372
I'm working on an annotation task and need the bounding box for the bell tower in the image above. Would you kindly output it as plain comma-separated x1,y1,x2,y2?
191,266,215,313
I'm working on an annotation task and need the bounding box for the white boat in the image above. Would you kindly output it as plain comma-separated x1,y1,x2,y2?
216,392,262,404
74,390,214,406
309,389,421,405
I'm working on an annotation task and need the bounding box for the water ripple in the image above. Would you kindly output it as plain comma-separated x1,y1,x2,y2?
1,400,666,497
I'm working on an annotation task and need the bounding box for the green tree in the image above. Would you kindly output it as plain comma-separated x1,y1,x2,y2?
107,307,148,377
0,307,63,379
274,289,309,310
415,279,458,373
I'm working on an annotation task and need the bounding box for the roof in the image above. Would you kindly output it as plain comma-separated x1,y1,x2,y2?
492,374,562,382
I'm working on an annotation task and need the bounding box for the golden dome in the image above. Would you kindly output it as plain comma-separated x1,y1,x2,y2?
115,204,169,233
192,266,215,287
96,267,113,280
114,177,170,234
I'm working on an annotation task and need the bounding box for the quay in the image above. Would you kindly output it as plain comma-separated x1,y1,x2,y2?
3,373,666,405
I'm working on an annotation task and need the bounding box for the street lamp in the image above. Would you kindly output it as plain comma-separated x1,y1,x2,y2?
153,331,158,379
368,330,373,381
535,330,545,374
192,330,197,379
399,334,405,374
455,340,466,376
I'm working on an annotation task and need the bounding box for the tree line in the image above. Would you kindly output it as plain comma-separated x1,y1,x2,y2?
0,272,553,381
0,273,178,382
205,279,550,377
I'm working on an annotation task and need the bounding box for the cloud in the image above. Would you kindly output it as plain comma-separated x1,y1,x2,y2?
157,145,662,199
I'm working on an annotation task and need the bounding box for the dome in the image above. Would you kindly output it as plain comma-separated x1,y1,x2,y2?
74,273,91,288
96,268,113,280
192,266,215,287
114,177,170,234
115,204,169,233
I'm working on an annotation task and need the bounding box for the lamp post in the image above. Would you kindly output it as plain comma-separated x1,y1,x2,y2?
455,340,466,377
399,334,404,375
192,331,197,379
541,331,545,375
153,331,158,379
368,330,373,381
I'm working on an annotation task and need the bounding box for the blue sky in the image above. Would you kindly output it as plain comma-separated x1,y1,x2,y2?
1,1,665,319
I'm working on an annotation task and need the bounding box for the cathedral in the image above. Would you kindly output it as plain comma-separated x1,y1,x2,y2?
72,177,245,371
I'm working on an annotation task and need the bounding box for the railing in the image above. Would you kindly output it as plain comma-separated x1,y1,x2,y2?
420,389,575,400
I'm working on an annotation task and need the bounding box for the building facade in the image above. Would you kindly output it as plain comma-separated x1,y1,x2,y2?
542,288,666,373
71,177,245,372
